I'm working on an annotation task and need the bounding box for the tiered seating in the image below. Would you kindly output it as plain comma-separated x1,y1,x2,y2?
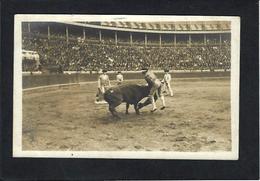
22,34,231,72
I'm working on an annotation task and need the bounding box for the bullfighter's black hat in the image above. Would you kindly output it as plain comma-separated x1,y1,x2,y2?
117,71,121,73
164,69,169,72
102,69,107,73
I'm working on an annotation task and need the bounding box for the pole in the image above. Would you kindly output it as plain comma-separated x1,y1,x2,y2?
130,32,133,46
115,31,117,45
47,25,50,40
28,22,31,33
219,34,222,46
83,28,86,40
159,34,162,47
188,34,191,47
99,30,102,41
204,34,207,45
174,34,176,47
66,26,69,45
144,33,147,47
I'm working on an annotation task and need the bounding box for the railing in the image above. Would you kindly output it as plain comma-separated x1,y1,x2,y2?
22,71,231,89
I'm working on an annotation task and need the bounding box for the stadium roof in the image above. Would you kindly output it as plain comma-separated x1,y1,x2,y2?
100,21,230,31
63,21,231,34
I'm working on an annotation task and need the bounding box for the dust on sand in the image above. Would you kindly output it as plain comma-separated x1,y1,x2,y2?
22,78,231,152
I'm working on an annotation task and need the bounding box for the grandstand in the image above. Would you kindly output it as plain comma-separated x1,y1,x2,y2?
22,21,231,72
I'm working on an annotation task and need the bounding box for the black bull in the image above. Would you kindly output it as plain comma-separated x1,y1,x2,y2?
104,84,158,117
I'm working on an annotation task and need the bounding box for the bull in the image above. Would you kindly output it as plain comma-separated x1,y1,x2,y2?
104,84,158,118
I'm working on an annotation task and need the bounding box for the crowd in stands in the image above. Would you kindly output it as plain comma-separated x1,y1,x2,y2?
22,34,231,72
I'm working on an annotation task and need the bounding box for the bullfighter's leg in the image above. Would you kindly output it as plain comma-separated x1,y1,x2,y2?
134,103,140,115
137,92,158,110
125,103,130,114
158,86,166,110
160,95,166,110
98,86,105,102
149,89,157,112
150,95,157,112
167,83,173,97
137,97,149,110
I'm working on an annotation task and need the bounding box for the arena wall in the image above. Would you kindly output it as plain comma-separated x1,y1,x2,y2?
23,71,230,89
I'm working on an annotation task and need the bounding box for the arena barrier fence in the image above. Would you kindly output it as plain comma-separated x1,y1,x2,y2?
22,71,230,89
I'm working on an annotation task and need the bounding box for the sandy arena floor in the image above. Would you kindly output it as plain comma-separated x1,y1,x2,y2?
22,77,231,152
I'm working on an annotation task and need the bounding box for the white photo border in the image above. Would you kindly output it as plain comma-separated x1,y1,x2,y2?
13,15,240,159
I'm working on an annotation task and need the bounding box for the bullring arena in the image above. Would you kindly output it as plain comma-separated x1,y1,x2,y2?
19,18,233,153
22,72,231,152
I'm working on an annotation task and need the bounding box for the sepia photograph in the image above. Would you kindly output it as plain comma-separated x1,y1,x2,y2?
13,15,240,159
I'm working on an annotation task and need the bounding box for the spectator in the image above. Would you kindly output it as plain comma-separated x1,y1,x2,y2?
22,33,231,72
116,71,124,85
